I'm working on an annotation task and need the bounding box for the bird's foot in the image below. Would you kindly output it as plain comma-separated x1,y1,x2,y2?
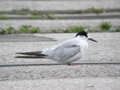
67,63,72,66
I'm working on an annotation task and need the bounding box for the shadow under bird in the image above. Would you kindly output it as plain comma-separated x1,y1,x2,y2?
16,31,97,65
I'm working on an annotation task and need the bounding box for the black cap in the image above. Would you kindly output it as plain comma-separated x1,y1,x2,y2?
75,31,88,37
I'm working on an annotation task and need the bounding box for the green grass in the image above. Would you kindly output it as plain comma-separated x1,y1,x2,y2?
30,27,40,33
20,8,30,12
6,26,16,34
30,14,56,20
84,8,104,14
12,8,30,12
0,26,16,34
88,29,98,32
99,22,112,32
0,24,120,34
17,25,40,33
12,8,104,14
0,15,56,20
0,8,105,15
30,16,42,19
0,11,4,14
0,16,8,20
11,8,56,19
63,26,85,33
61,8,104,14
0,28,6,34
0,8,56,20
52,29,58,33
30,11,42,15
114,26,120,32
0,25,40,34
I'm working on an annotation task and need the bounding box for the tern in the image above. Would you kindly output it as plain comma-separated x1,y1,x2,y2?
16,31,97,65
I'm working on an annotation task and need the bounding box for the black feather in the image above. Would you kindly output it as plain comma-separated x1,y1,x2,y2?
16,51,46,56
15,55,46,58
75,31,88,37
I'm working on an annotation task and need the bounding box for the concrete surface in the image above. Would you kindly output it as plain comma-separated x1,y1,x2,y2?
0,0,120,11
0,33,120,81
0,34,56,42
0,32,120,89
0,0,120,89
0,77,120,90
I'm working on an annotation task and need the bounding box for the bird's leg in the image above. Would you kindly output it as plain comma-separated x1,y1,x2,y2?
67,63,72,66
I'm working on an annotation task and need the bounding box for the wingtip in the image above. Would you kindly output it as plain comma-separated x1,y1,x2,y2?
16,52,22,54
16,52,26,54
15,55,46,58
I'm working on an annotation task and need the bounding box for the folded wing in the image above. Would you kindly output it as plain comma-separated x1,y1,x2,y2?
51,44,81,62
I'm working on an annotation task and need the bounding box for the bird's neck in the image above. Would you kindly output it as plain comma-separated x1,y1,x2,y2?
76,36,87,41
76,36,88,52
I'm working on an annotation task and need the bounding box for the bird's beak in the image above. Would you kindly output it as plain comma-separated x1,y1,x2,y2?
88,38,98,43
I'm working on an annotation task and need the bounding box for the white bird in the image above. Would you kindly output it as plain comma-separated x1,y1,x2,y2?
16,31,97,65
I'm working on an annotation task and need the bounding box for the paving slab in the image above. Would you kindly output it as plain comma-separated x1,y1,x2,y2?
0,77,120,90
1,64,120,81
0,0,120,11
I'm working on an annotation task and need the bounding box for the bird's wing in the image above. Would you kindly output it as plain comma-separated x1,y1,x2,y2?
50,41,81,62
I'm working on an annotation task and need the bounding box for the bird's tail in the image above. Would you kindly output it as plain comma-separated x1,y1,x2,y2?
15,51,47,58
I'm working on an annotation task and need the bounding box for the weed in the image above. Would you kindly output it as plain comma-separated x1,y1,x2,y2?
0,11,4,14
0,16,8,20
0,28,6,34
88,29,98,32
16,25,40,33
115,26,120,32
30,27,40,33
63,26,85,33
85,8,104,14
0,24,120,34
30,16,42,19
46,14,56,19
52,29,58,33
30,14,56,20
99,22,112,32
18,25,30,33
0,25,41,34
30,11,41,15
6,26,15,34
20,8,30,12
12,8,30,12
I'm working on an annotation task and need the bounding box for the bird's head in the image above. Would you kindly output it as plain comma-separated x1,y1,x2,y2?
75,31,98,43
